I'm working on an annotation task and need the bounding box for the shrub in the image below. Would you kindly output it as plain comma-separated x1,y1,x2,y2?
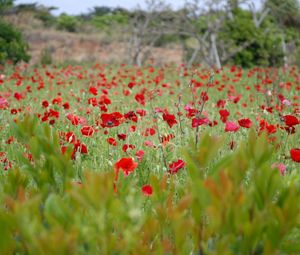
0,20,30,64
92,12,129,30
57,14,78,32
220,9,283,67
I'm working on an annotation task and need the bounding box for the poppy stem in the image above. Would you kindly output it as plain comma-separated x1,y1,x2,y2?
281,130,290,159
176,94,185,137
149,89,168,171
194,70,214,147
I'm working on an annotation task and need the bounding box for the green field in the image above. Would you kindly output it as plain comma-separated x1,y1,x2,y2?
0,63,300,254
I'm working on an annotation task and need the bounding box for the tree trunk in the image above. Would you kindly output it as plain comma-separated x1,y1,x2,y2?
188,44,200,67
210,33,221,69
281,32,288,68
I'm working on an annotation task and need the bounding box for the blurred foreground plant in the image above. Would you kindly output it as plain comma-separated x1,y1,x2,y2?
0,116,300,254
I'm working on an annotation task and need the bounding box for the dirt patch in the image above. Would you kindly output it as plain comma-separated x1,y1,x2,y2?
24,30,183,66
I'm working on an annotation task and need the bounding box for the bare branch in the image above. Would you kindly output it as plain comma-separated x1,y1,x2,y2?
248,1,270,28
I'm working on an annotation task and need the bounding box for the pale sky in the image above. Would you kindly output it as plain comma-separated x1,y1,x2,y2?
15,0,184,15
15,0,263,15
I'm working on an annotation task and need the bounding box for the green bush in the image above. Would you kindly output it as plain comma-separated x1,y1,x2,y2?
0,20,30,65
92,12,129,30
57,14,78,32
34,10,57,28
220,9,283,67
0,0,13,14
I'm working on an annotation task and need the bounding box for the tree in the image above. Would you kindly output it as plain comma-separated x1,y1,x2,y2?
57,14,78,32
0,0,13,14
0,20,30,64
126,0,175,66
219,8,283,67
264,0,300,28
263,0,300,66
0,1,30,64
173,0,286,68
175,0,230,68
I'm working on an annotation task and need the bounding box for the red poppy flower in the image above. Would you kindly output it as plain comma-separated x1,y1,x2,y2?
71,142,88,160
200,91,209,102
228,95,241,104
124,111,138,122
122,144,135,152
63,102,70,109
169,159,185,174
67,113,79,125
141,185,153,196
74,142,88,154
163,113,177,128
128,81,136,89
142,128,156,136
117,133,127,141
52,97,62,105
135,93,145,106
136,109,146,116
88,97,98,107
238,118,252,128
135,150,145,161
23,152,33,162
107,137,117,146
219,109,230,123
225,121,240,132
14,92,23,101
6,136,14,144
48,109,59,119
2,157,12,170
81,126,94,137
99,103,106,111
89,86,98,96
185,105,198,118
100,112,123,128
192,117,209,128
284,126,296,134
42,100,49,108
114,157,138,177
216,99,226,108
10,108,18,115
209,120,218,127
284,115,299,127
61,146,68,155
66,132,76,143
266,124,277,134
290,148,300,163
129,125,136,132
123,89,130,96
99,94,111,105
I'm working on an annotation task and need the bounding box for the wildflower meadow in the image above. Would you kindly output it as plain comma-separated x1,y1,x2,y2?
0,63,299,254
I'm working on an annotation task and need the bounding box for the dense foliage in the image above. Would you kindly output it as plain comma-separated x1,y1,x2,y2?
220,9,283,67
57,14,78,33
0,20,30,65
